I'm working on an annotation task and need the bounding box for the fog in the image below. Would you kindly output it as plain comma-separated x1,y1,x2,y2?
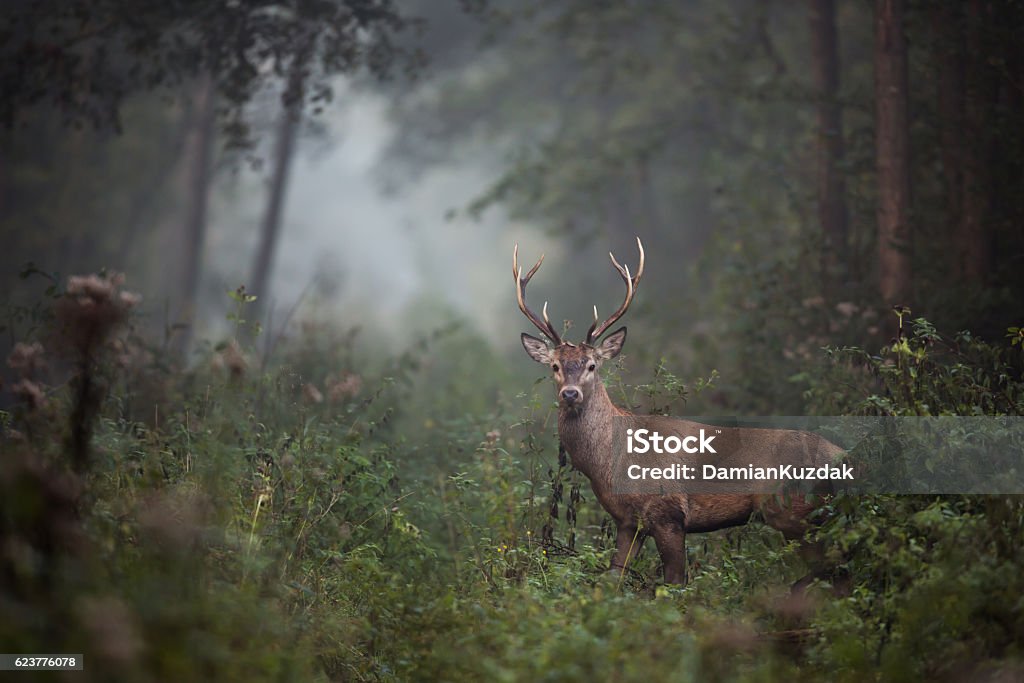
205,84,522,345
200,79,609,356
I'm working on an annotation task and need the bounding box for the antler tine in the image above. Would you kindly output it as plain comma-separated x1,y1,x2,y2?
513,244,562,344
585,236,645,345
607,236,645,286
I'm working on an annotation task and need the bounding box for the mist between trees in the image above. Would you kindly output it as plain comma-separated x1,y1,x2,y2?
2,1,1024,681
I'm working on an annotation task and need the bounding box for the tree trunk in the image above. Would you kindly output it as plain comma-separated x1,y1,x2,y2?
934,4,964,249
958,0,994,283
176,74,217,355
248,49,310,333
874,0,912,306
809,0,850,290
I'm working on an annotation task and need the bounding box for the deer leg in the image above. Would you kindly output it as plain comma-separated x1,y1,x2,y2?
791,538,851,595
762,497,836,593
650,525,688,585
610,523,645,575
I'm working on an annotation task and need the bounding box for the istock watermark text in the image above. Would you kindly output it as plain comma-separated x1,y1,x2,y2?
626,428,717,454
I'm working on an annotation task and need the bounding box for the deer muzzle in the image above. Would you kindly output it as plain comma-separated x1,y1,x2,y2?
559,386,582,405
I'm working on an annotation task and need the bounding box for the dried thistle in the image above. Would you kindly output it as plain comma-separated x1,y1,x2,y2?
302,382,324,404
10,378,46,411
136,489,211,551
57,272,140,358
75,595,145,665
55,272,140,472
6,341,46,374
326,372,362,402
213,339,249,378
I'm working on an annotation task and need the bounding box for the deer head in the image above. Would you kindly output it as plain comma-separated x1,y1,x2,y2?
515,237,644,411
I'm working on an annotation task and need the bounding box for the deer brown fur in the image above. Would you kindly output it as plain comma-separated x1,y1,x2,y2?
515,238,841,585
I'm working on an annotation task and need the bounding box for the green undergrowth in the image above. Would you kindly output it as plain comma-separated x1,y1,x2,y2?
2,281,1023,681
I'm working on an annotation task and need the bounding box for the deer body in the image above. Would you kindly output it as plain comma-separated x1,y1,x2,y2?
514,239,839,585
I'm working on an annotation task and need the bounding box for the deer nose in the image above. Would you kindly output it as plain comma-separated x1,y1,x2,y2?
560,388,581,404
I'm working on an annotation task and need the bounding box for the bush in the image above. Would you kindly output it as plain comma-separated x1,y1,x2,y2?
2,277,1022,682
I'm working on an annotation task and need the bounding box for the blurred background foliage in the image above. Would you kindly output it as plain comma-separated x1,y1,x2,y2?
2,0,1024,680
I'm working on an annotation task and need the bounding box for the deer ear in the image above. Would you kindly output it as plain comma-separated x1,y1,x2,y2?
596,327,627,360
521,333,553,364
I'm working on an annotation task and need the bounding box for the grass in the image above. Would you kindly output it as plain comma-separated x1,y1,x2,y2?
2,280,1023,681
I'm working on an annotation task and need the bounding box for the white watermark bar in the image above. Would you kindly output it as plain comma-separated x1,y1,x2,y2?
0,654,84,670
610,416,1024,495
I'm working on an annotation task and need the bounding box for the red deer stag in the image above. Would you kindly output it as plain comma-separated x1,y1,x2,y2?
514,237,842,585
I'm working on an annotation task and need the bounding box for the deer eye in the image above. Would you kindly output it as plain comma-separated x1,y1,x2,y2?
551,364,559,372
588,363,596,372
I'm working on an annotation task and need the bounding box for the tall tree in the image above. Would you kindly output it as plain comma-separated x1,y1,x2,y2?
809,0,850,290
248,43,312,333
874,0,912,307
934,4,964,247
958,0,994,283
176,75,217,354
0,1,419,150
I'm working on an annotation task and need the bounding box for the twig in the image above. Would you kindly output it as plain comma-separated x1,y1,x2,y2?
261,276,316,371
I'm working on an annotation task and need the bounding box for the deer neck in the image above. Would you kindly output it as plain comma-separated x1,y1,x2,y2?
557,381,621,483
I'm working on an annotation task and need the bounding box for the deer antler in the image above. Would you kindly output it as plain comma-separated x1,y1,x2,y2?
585,236,645,345
513,244,562,345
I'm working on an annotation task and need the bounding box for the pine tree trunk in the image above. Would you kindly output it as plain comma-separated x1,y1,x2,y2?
809,0,849,290
934,4,964,249
248,48,310,332
874,0,912,306
958,0,994,283
176,74,216,355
